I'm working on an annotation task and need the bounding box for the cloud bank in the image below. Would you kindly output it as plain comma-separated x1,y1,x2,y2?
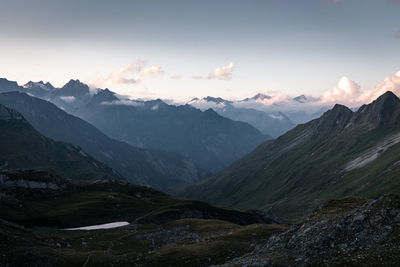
321,71,400,106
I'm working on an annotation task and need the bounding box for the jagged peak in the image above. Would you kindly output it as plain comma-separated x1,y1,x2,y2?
62,79,89,89
95,88,116,96
373,91,399,104
293,94,307,102
312,103,354,134
23,80,54,90
203,96,227,104
358,91,400,114
352,91,400,129
252,93,271,100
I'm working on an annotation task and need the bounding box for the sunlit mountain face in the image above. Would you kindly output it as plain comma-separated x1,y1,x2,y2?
1,0,400,266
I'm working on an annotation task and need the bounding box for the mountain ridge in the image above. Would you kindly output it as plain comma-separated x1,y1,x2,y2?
180,91,400,221
0,91,205,190
0,103,120,180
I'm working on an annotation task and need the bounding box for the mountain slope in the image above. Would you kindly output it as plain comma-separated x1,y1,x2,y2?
181,91,400,221
0,104,118,180
0,92,204,190
78,98,270,172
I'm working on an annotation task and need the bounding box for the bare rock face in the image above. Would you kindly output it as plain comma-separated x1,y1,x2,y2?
225,194,400,266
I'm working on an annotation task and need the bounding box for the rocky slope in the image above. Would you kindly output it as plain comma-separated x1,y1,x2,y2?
224,194,400,266
2,175,399,267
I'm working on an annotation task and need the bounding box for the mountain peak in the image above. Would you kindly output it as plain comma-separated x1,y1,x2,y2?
203,96,228,104
62,79,87,89
24,81,54,91
293,94,307,103
374,90,399,103
59,79,90,96
241,93,271,102
90,88,119,104
0,78,20,93
314,104,353,135
252,93,271,101
353,91,400,129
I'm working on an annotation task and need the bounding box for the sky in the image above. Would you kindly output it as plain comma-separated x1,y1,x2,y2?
0,0,399,102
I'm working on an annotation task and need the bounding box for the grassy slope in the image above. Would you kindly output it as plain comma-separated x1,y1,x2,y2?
0,117,119,181
0,218,286,267
0,170,286,266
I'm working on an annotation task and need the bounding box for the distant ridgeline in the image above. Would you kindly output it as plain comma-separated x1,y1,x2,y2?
0,78,270,180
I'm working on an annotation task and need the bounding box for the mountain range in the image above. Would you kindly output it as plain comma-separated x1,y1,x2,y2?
1,78,400,266
181,91,400,221
188,96,295,138
0,92,205,190
0,78,271,172
188,93,329,126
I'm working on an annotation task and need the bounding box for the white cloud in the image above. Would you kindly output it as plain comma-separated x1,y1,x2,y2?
318,71,400,106
89,60,163,88
105,64,141,85
101,99,144,107
356,71,400,104
141,65,164,77
59,96,76,103
208,62,235,80
321,76,360,105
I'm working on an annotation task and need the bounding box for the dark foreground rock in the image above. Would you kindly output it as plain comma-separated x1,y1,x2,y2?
223,194,400,266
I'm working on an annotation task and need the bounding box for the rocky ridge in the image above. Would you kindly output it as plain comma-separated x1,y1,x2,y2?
223,194,400,266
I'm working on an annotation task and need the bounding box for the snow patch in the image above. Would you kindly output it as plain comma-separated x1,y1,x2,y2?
60,96,76,103
101,100,144,107
63,221,129,231
269,114,284,120
345,132,400,171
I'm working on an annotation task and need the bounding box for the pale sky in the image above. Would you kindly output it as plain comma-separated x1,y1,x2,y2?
0,0,399,101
